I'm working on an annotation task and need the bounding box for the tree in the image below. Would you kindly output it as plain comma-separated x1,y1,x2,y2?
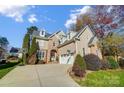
0,37,9,53
22,33,30,54
73,6,124,38
29,37,37,56
22,33,30,64
76,14,93,31
22,26,39,64
89,6,121,38
0,37,9,47
72,54,86,77
98,33,124,61
27,26,38,34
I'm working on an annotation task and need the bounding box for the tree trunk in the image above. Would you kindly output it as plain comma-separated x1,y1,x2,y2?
28,53,37,64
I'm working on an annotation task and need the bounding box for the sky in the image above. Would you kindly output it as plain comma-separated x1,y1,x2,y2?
0,5,92,48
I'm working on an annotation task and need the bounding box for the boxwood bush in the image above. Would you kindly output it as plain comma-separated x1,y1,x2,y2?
72,54,86,77
107,56,119,69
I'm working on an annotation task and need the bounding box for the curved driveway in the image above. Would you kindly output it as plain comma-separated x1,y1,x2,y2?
0,64,79,87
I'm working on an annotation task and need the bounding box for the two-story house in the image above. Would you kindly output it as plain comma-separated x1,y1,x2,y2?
32,25,102,64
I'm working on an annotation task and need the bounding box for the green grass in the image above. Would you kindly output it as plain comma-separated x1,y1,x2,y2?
76,70,124,87
0,62,19,79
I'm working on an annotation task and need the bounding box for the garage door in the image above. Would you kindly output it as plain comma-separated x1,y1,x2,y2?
59,54,74,64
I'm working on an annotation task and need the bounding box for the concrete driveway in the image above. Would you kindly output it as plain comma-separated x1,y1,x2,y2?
0,64,79,87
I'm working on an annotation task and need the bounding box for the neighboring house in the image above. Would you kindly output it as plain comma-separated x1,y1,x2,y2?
32,25,102,64
0,47,5,62
9,47,22,59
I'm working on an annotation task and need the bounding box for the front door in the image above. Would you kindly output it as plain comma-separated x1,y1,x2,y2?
50,50,57,62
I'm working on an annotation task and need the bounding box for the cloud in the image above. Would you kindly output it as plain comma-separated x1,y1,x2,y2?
28,14,38,23
65,6,93,29
41,15,56,23
65,14,77,29
0,5,29,22
70,6,92,14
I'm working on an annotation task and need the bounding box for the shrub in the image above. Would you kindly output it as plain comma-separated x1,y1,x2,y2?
118,58,124,68
84,54,102,71
107,56,119,69
101,61,110,70
18,58,23,63
72,54,86,77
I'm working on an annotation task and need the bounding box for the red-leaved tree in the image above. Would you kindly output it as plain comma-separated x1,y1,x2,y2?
74,5,124,38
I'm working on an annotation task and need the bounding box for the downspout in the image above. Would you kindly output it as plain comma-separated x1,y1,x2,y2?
75,38,78,55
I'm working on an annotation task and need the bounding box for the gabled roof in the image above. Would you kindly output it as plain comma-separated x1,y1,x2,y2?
48,30,64,38
58,25,97,48
88,36,98,47
32,30,51,38
75,25,96,39
35,36,50,41
0,47,5,51
32,30,40,36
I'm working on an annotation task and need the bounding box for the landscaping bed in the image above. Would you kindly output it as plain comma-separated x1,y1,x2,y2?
0,61,20,79
74,70,124,87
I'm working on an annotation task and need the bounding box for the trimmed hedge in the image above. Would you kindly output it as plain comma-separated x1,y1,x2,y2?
84,54,102,71
72,54,86,77
107,56,119,69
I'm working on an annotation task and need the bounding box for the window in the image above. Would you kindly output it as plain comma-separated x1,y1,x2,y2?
38,51,45,60
53,42,55,46
39,40,44,47
83,48,85,56
42,51,44,58
58,40,61,44
42,31,44,35
40,31,45,36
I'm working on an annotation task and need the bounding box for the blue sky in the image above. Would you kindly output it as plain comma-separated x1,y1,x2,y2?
0,5,87,48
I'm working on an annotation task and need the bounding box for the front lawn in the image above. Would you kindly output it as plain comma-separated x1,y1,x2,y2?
75,70,124,87
0,62,19,79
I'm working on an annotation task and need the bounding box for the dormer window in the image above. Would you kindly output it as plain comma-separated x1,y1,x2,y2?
40,30,45,37
58,40,61,44
42,31,44,35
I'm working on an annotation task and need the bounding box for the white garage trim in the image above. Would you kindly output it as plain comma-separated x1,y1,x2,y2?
59,53,74,64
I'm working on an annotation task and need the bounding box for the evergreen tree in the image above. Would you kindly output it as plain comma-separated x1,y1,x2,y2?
29,37,37,56
22,33,30,53
27,26,38,34
22,33,30,64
